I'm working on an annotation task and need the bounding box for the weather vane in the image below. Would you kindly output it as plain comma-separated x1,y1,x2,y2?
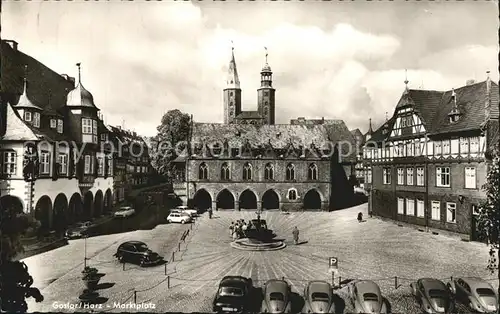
264,46,268,63
231,40,234,51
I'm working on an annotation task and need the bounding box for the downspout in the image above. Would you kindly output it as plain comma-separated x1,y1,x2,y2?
425,133,429,232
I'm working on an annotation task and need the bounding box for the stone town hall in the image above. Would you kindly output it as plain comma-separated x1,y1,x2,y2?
174,48,356,211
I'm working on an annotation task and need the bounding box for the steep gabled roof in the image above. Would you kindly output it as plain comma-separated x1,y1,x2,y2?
1,103,39,141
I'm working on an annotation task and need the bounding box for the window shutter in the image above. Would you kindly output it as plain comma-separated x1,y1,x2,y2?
94,155,99,177
52,145,59,181
103,156,108,179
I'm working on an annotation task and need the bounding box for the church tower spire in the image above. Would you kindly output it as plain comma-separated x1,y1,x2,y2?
223,42,242,124
257,47,276,125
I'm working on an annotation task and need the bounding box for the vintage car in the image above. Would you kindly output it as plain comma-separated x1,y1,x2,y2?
175,205,199,216
347,280,388,313
64,221,92,239
448,277,498,313
113,206,136,218
166,212,192,224
113,241,163,266
302,280,336,313
261,279,292,313
410,278,453,313
212,276,253,313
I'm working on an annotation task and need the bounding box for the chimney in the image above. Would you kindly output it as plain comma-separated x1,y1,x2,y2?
466,79,476,86
4,40,18,51
321,117,325,123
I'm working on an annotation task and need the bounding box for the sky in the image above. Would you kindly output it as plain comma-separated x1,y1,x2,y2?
2,1,498,137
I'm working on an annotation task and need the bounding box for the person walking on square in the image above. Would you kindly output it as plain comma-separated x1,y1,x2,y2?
208,208,213,219
292,226,299,245
357,212,363,223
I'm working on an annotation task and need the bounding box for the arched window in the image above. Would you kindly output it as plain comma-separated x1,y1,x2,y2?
243,163,252,180
286,163,295,181
287,188,297,200
198,163,208,180
308,163,318,180
220,163,230,180
264,163,274,180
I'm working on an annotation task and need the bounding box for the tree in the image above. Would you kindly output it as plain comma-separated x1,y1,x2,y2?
150,109,191,178
475,144,500,296
0,197,44,312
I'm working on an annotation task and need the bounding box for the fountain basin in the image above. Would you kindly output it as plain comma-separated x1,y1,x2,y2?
231,238,286,251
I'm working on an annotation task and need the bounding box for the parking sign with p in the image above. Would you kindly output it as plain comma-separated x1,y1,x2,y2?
329,257,338,269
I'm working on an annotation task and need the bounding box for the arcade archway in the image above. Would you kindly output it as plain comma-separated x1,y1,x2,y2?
303,189,322,210
53,194,68,232
217,189,235,210
239,189,257,210
0,195,24,215
193,189,212,210
262,190,280,210
104,189,112,213
68,193,82,224
94,190,103,218
35,196,52,233
83,192,93,221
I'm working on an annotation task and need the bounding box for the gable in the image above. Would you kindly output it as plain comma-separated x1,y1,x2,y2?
1,103,39,141
389,107,427,138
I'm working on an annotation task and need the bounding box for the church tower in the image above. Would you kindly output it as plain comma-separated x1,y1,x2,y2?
223,46,242,124
257,48,275,125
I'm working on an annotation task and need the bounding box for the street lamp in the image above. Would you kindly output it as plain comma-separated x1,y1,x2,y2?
83,234,88,268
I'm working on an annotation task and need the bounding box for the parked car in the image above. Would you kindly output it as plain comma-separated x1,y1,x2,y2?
212,276,253,313
113,241,163,266
166,212,192,224
114,206,135,218
261,279,292,313
410,278,453,313
64,221,92,239
347,280,388,313
302,280,336,313
448,277,498,313
175,205,198,216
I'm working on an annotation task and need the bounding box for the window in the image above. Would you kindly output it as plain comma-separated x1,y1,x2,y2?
264,91,269,97
58,153,67,175
397,198,404,214
406,142,414,156
98,157,104,175
460,137,469,155
198,163,208,180
406,168,414,185
470,137,479,152
2,151,17,175
101,133,107,142
50,119,57,128
33,112,40,127
220,163,230,180
24,111,32,122
397,168,405,185
287,188,297,200
243,163,252,180
442,140,450,155
384,147,390,159
446,202,456,223
308,163,318,180
57,119,63,133
436,167,451,187
401,117,406,127
435,141,442,155
465,167,476,189
107,158,113,176
92,120,98,135
383,168,391,184
406,199,415,216
417,200,425,217
366,168,372,183
415,167,424,186
82,118,93,134
40,151,50,174
286,163,295,181
264,163,274,180
431,201,440,221
84,155,91,174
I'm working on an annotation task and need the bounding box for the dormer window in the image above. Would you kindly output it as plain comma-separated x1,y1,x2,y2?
24,111,32,122
57,119,63,133
50,119,57,128
33,112,40,128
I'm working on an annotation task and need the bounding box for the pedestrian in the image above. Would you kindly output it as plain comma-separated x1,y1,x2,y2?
229,222,234,236
292,226,299,245
208,208,213,219
357,212,363,223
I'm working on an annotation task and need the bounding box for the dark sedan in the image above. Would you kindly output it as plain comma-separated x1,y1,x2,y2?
213,276,253,313
113,241,163,267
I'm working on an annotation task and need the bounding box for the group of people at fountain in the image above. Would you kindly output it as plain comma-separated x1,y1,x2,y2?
229,219,255,240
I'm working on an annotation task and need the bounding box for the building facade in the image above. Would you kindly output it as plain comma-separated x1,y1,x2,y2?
107,125,152,205
174,49,357,211
0,40,114,234
363,75,499,239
